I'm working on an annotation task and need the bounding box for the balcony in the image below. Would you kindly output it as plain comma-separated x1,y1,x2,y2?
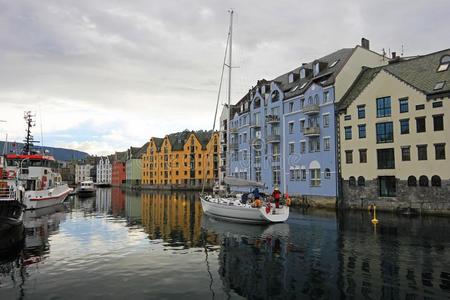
302,104,320,115
266,115,280,124
304,126,321,137
250,120,261,128
266,134,281,143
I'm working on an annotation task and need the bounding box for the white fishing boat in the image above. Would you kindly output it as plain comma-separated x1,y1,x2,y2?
77,180,96,198
200,11,289,224
1,112,71,210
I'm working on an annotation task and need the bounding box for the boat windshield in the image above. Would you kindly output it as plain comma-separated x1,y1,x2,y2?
6,158,58,168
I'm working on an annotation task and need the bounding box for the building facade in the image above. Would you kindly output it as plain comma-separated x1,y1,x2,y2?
96,156,112,185
141,130,219,189
111,151,126,187
75,163,93,184
125,144,148,187
338,49,450,213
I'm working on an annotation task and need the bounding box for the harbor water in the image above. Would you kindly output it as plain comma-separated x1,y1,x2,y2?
0,188,449,299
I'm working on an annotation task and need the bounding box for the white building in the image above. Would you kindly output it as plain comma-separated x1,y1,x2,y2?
75,164,93,184
96,157,112,185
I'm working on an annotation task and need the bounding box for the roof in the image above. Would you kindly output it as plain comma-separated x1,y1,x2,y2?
167,130,192,151
136,142,149,158
151,137,164,151
339,48,450,110
194,130,215,149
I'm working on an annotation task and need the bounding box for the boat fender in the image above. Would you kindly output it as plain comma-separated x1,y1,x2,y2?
286,197,291,206
265,202,271,214
7,170,16,179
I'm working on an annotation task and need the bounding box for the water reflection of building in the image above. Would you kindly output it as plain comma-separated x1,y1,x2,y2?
125,191,141,223
111,187,125,217
337,212,450,299
141,191,203,247
95,188,111,214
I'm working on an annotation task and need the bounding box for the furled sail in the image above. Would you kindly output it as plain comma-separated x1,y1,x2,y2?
224,177,265,188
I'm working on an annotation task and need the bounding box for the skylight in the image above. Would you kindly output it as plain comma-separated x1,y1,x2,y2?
329,60,339,68
291,85,299,92
434,81,445,90
300,82,307,89
438,63,449,72
438,55,450,72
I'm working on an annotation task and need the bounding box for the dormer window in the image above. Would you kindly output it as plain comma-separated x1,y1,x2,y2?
329,60,339,68
271,90,280,102
438,55,450,72
300,68,306,79
288,73,294,83
313,62,320,76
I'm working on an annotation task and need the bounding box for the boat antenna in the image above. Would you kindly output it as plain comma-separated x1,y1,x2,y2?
201,9,233,194
22,111,38,155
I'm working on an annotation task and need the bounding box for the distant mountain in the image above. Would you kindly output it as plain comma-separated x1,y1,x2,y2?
0,141,89,161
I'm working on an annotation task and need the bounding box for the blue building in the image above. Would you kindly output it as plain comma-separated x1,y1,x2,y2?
225,39,386,204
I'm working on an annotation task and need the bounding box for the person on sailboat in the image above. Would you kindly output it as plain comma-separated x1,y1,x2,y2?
252,187,261,207
272,186,281,208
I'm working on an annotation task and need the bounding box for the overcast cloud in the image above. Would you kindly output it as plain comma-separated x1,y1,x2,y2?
0,0,448,155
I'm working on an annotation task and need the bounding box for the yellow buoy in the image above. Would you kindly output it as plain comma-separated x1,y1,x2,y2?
371,205,379,225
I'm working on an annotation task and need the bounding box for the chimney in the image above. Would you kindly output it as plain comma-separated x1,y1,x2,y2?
361,38,370,50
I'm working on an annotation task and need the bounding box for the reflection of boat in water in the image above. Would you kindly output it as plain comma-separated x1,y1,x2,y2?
77,181,96,198
23,204,66,254
201,215,290,239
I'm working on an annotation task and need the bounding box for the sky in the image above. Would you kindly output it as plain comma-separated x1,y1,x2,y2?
0,0,449,155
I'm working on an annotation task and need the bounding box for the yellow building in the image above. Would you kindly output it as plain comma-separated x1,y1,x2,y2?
337,49,450,213
141,130,220,188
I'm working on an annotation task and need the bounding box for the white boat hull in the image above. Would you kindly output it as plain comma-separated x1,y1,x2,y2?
200,196,289,224
23,184,71,210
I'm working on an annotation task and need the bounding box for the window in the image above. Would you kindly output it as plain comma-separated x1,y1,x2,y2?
419,175,429,187
289,143,295,155
300,141,306,154
357,105,366,119
309,138,320,152
301,169,306,181
344,126,352,140
310,168,321,186
324,168,331,179
434,81,445,90
357,176,365,186
288,122,294,134
377,148,395,169
314,95,320,105
289,102,294,112
295,169,300,181
324,137,331,151
329,60,339,68
323,91,330,103
400,119,409,134
300,120,305,132
349,176,356,186
289,169,295,181
379,176,396,197
344,115,351,121
401,146,411,161
435,143,446,160
433,101,443,108
323,114,330,127
376,96,391,118
345,150,353,164
433,115,444,131
358,124,366,139
243,133,247,143
416,104,425,110
313,63,320,76
438,55,450,71
376,122,393,143
359,149,367,163
417,145,428,160
416,117,426,133
300,68,306,79
399,98,409,113
431,175,441,187
407,176,417,187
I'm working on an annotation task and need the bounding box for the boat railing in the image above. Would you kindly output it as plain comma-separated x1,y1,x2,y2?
0,187,15,200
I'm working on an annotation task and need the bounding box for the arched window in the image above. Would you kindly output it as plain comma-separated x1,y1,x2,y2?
324,168,331,179
419,175,429,187
357,176,365,186
349,176,356,186
308,96,313,105
314,94,320,105
407,176,417,187
431,175,441,187
254,98,261,109
272,90,280,102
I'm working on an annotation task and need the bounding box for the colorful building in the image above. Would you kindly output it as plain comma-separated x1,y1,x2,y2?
111,151,126,187
96,156,112,185
337,49,450,212
75,163,93,184
141,130,219,189
125,143,148,187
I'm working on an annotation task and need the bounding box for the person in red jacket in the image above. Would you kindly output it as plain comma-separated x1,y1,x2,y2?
272,186,281,208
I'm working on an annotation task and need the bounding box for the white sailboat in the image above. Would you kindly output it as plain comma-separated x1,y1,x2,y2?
200,10,289,224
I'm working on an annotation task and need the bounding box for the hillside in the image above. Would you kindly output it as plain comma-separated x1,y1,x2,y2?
0,141,89,161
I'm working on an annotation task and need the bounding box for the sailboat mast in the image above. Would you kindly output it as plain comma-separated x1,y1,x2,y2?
226,9,233,177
